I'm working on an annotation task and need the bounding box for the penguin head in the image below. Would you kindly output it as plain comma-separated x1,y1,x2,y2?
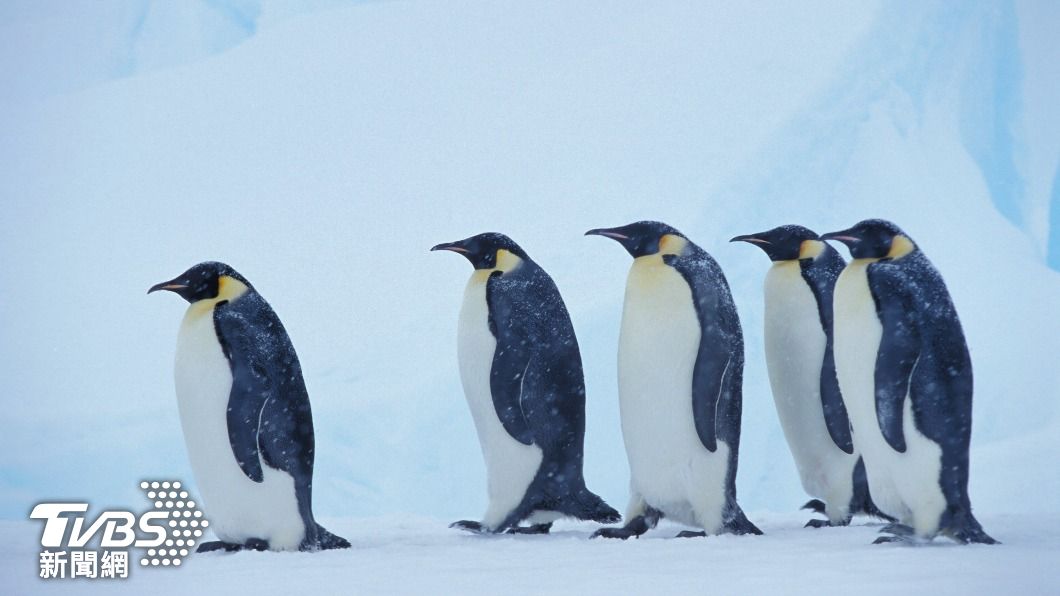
820,219,917,260
430,233,530,270
148,261,251,303
585,220,687,258
730,225,825,261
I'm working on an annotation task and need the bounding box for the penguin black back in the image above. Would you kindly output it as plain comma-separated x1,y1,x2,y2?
587,221,760,537
823,220,996,544
732,225,853,452
150,261,349,551
433,234,619,532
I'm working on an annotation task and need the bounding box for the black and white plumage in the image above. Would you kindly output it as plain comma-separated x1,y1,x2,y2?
586,221,761,539
432,234,620,534
732,225,890,527
150,262,349,552
821,220,997,545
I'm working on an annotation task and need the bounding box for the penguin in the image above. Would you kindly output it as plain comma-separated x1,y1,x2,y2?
585,221,762,539
431,233,620,534
149,262,350,552
820,220,997,545
731,225,891,528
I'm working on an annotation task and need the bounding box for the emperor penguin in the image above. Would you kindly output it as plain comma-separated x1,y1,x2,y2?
731,225,891,527
586,221,762,539
821,220,997,545
431,233,620,534
149,262,350,552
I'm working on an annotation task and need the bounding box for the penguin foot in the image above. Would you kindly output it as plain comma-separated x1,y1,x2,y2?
723,511,764,536
196,541,245,553
590,510,661,540
944,522,1000,545
506,523,552,535
303,524,351,550
804,517,851,529
244,538,269,551
590,526,642,540
873,523,946,546
940,510,1000,545
859,502,898,523
948,528,1000,545
675,530,707,538
872,535,909,545
801,499,827,515
879,522,915,537
449,520,489,534
569,488,622,524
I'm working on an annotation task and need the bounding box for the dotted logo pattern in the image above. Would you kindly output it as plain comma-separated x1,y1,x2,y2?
138,481,209,567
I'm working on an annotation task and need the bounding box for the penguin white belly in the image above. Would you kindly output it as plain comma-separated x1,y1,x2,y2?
457,274,543,530
617,258,729,531
833,263,944,534
174,306,306,551
764,263,857,518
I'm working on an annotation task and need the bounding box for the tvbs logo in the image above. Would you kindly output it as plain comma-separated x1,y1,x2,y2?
30,481,209,580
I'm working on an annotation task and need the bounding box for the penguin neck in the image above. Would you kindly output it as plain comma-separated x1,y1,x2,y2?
627,235,689,296
770,241,826,271
849,235,917,265
658,233,687,258
769,259,801,275
631,234,688,268
468,249,525,284
798,240,826,260
183,275,251,322
887,235,916,260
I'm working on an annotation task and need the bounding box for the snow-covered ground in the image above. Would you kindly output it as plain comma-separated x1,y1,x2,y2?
2,0,1059,592
4,513,1058,595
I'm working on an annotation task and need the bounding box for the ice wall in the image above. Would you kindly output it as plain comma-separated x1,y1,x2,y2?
1,0,1057,520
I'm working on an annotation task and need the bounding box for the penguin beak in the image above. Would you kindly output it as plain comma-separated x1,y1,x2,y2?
148,279,188,294
729,234,771,245
430,241,469,254
819,230,861,246
584,228,630,240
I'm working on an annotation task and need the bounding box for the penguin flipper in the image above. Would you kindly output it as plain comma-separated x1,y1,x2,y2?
487,343,535,446
799,249,855,453
485,273,535,446
663,252,732,453
869,264,919,453
689,347,730,453
819,345,854,453
221,340,272,483
215,298,314,484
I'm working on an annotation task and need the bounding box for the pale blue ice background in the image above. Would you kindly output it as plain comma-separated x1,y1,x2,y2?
1,0,1058,530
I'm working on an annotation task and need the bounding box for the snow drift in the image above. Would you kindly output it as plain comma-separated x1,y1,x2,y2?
1,0,1057,538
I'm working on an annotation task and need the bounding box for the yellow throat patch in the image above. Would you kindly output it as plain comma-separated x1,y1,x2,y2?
470,249,524,284
184,275,250,320
799,240,826,260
